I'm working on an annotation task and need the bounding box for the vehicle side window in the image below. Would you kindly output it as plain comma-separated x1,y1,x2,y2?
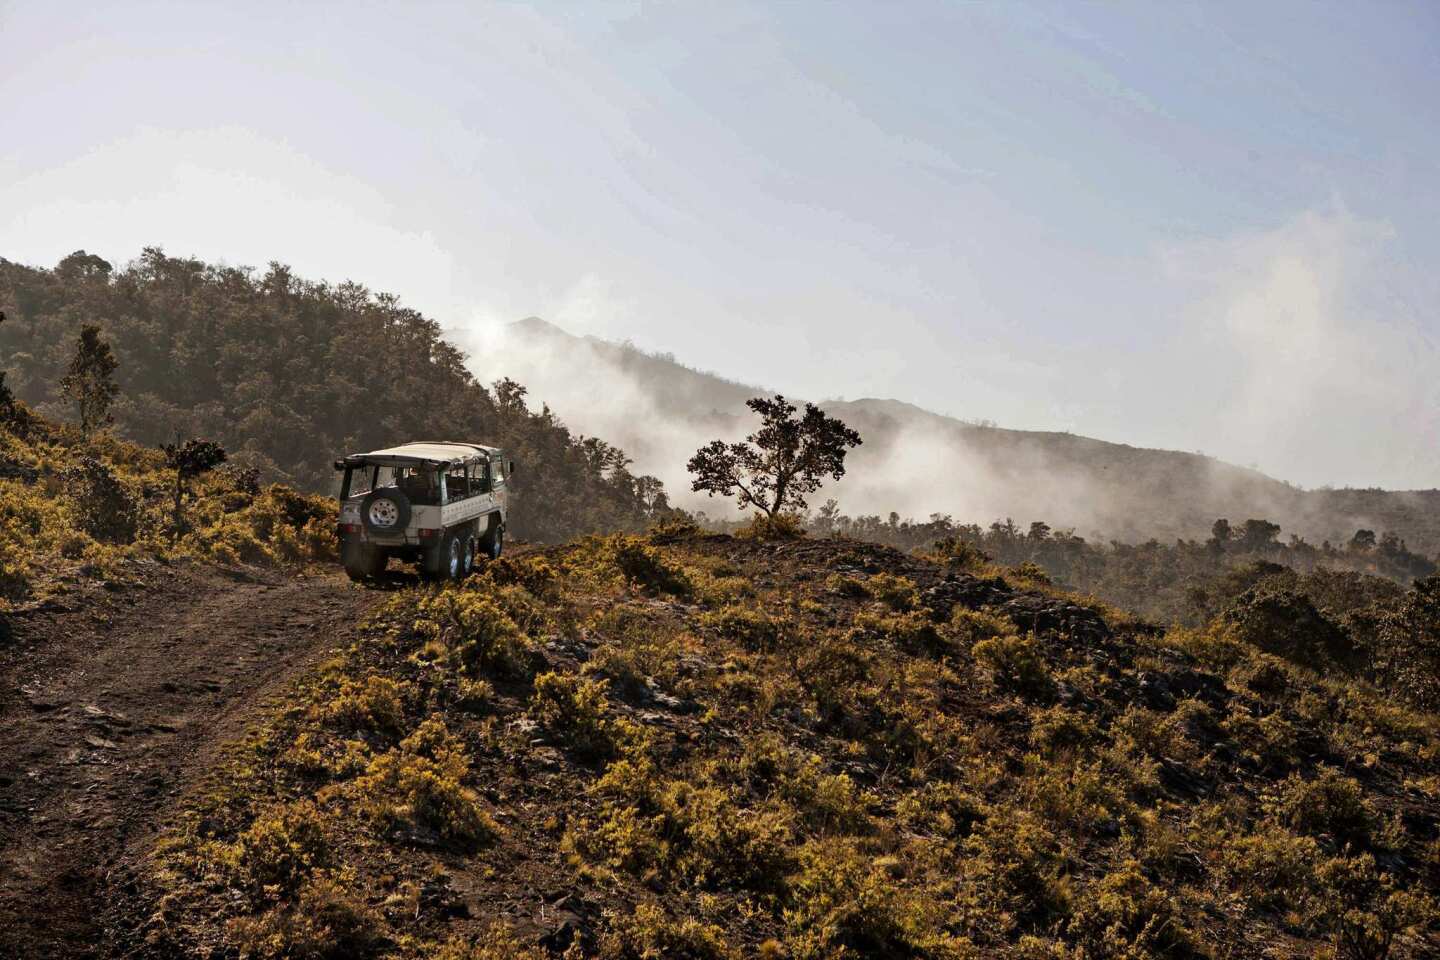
399,467,441,505
468,463,488,496
446,465,469,501
492,457,506,487
349,467,376,497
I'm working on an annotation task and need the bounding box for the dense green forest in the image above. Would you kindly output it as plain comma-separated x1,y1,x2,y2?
0,250,668,542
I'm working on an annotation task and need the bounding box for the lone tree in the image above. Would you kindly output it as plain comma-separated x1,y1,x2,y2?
687,395,861,518
163,438,227,529
59,324,119,435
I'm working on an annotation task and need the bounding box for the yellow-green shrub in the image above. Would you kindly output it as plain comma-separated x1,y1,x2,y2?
530,671,617,759
225,872,381,960
700,605,789,652
316,674,408,738
974,633,1053,698
864,573,921,611
346,718,496,849
783,837,973,960
598,902,736,960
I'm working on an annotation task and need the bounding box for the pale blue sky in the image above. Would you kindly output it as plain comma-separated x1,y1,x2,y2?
3,1,1437,487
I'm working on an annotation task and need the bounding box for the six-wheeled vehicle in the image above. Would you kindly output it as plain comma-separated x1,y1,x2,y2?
334,442,511,581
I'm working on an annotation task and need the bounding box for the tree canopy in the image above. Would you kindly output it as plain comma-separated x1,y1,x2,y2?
58,323,119,435
687,395,861,517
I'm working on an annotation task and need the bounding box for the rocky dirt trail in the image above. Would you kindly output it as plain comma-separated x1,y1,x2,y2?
0,562,383,959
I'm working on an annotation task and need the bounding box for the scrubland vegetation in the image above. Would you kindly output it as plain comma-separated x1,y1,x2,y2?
133,524,1440,958
0,401,333,609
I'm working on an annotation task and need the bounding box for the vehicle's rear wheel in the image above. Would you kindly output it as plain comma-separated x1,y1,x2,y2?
343,543,385,581
459,533,475,578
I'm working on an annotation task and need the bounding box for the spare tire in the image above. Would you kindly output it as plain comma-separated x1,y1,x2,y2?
361,487,411,535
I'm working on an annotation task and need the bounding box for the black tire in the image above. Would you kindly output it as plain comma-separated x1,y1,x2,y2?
343,542,385,581
360,488,411,536
442,532,466,581
480,523,503,561
459,533,475,578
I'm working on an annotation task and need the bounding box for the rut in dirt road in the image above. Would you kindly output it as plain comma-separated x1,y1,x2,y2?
0,562,382,960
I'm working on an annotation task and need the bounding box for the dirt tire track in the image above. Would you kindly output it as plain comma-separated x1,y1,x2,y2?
0,562,381,960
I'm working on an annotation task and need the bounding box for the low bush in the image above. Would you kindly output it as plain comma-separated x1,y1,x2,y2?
428,925,549,960
223,800,330,899
1271,769,1372,846
1221,825,1320,913
1065,859,1193,958
347,718,496,849
613,536,693,596
60,455,142,543
225,872,382,960
530,671,617,760
413,589,534,678
853,608,943,654
317,674,408,738
783,837,972,960
1310,853,1440,960
700,605,789,653
973,633,1053,699
736,512,807,541
864,572,921,611
825,573,871,599
598,902,736,960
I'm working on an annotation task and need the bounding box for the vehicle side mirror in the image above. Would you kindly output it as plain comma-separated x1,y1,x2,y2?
508,460,516,475
333,459,346,471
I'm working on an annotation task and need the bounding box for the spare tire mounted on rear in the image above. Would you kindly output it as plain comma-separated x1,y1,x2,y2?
361,488,411,535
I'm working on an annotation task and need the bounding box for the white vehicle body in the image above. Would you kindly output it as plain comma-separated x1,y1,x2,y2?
334,441,512,581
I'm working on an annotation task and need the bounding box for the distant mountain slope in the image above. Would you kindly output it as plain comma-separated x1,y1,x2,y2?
482,319,1440,554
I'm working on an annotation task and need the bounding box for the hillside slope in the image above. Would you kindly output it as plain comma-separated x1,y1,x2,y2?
483,319,1440,553
126,528,1440,959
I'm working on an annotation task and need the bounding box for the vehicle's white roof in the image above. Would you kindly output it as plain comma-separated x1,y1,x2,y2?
350,441,500,464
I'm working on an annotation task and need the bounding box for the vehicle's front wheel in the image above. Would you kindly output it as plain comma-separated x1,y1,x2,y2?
480,524,503,561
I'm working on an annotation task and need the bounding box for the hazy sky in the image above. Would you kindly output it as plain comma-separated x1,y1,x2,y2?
3,1,1438,489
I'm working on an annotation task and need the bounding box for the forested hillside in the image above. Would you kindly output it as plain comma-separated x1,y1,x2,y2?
0,251,668,542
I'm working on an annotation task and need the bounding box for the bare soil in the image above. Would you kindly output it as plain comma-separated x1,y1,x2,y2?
0,561,383,959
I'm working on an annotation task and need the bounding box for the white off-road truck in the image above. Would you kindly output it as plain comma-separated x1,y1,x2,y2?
334,442,512,581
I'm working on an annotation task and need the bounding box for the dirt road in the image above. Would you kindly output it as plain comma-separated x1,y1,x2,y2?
0,562,382,959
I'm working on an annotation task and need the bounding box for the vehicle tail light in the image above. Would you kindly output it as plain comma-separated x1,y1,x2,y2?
339,522,363,535
418,528,440,539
